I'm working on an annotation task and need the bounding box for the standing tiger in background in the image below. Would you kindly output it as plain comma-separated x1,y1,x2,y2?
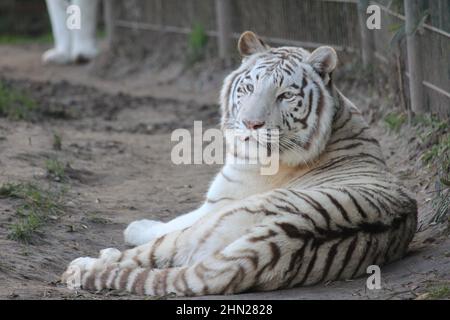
62,31,417,296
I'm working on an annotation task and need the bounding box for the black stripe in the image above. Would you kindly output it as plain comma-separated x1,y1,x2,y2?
297,240,320,286
335,235,359,279
337,188,368,219
328,142,364,152
292,191,331,228
351,234,372,278
318,239,341,282
318,190,352,223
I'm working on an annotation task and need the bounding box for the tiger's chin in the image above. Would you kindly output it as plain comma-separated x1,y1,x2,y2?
227,134,325,169
226,136,263,163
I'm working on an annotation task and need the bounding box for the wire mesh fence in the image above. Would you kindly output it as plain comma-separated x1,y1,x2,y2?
108,0,450,117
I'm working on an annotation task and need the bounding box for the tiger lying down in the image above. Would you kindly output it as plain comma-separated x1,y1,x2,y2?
62,31,417,296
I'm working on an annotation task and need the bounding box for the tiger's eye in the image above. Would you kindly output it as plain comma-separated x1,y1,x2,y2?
246,84,254,92
278,92,294,100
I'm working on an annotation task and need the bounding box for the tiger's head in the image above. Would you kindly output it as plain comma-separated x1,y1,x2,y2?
221,31,338,167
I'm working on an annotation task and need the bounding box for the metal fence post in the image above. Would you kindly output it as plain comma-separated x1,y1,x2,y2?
215,0,232,66
357,0,375,68
404,0,427,114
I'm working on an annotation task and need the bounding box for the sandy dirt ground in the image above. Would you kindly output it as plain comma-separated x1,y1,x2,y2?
0,43,448,300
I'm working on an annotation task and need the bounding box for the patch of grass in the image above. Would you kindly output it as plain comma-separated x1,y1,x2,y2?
86,214,110,224
186,23,208,65
0,80,76,121
414,115,450,225
45,158,67,182
433,191,450,224
0,182,65,243
384,112,406,132
421,133,450,166
52,132,62,151
9,211,42,243
0,81,36,120
97,29,106,39
0,33,53,45
414,115,449,135
417,116,449,171
426,286,450,300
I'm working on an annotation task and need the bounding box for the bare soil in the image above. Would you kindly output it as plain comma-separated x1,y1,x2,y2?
0,43,448,300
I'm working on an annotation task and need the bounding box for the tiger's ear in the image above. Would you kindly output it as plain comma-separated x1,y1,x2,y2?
307,46,338,76
238,31,270,57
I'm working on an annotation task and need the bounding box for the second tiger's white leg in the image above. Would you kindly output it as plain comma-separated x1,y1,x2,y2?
43,0,71,64
71,0,99,62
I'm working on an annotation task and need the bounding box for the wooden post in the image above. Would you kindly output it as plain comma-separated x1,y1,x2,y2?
103,0,115,47
215,0,232,66
404,0,427,114
357,0,375,68
156,0,163,26
428,0,450,32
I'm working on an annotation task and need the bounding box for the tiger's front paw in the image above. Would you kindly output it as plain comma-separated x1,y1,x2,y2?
61,248,122,290
61,257,97,289
124,219,166,246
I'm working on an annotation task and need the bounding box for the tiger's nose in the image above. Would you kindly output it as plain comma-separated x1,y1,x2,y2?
243,120,265,130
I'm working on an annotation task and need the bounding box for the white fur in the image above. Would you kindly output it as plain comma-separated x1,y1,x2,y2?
43,0,99,64
124,220,165,246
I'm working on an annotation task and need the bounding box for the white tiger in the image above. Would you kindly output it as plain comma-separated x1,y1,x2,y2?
43,0,99,64
62,31,417,296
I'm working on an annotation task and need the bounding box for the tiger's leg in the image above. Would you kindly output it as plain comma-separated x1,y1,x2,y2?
71,0,99,62
62,228,189,289
62,221,306,296
63,197,278,291
42,0,71,64
64,199,264,282
123,165,261,246
123,204,211,246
